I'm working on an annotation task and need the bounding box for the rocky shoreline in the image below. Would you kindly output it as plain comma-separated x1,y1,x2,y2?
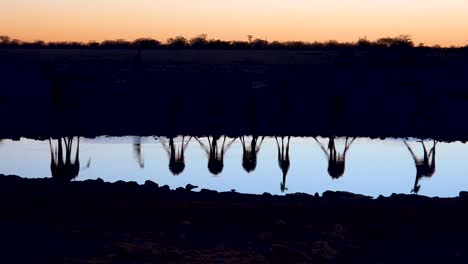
1,174,468,263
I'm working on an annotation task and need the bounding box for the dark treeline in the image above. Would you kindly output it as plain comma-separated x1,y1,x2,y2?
1,34,467,50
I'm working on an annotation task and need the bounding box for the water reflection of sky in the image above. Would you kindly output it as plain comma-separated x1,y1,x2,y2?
0,137,467,198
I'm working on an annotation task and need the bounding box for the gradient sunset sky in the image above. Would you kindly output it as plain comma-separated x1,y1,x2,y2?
1,0,467,46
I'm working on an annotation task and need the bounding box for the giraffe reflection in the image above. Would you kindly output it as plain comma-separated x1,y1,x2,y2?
314,137,355,179
196,136,235,176
404,140,437,194
49,137,89,182
133,137,144,168
276,136,291,192
161,136,192,175
240,136,265,173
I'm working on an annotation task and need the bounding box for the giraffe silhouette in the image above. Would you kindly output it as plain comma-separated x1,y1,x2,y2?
133,137,144,168
161,136,192,175
314,136,355,179
49,137,89,182
240,136,265,173
196,136,235,176
244,96,259,131
132,47,143,70
48,66,81,136
404,140,437,194
276,136,291,192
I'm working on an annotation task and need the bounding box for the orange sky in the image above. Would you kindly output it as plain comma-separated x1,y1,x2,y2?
1,0,467,46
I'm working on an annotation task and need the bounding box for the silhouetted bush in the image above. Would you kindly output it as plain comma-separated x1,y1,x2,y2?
376,35,414,48
47,41,86,49
190,34,209,49
285,41,309,49
100,39,132,49
251,38,268,49
133,38,161,49
230,41,250,49
356,37,372,48
87,41,100,48
0,35,463,51
167,36,188,49
0,35,11,46
207,39,231,49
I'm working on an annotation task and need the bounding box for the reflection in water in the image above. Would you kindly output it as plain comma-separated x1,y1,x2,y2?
49,137,89,182
240,136,265,173
196,136,235,176
404,140,437,194
0,136,459,196
161,136,192,175
276,136,291,192
315,136,355,179
133,137,144,168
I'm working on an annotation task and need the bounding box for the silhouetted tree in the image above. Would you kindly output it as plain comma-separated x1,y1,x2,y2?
133,137,144,168
230,41,250,49
376,35,414,48
207,39,231,49
0,35,10,46
167,36,188,49
356,37,372,48
251,38,268,49
133,38,161,49
284,41,308,49
190,34,208,49
100,39,131,49
87,41,100,48
1,35,462,50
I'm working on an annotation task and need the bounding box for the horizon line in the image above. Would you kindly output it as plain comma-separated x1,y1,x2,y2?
1,35,468,49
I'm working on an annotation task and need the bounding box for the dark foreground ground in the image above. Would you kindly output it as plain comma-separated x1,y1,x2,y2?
2,174,468,263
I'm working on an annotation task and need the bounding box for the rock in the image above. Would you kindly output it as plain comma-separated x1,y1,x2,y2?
159,185,170,192
322,191,371,201
144,180,158,188
387,193,432,205
127,181,139,188
185,184,198,191
286,192,312,198
95,178,104,184
113,180,127,187
200,189,218,195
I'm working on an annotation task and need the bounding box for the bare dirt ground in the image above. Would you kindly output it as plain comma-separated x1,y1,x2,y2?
1,174,468,263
